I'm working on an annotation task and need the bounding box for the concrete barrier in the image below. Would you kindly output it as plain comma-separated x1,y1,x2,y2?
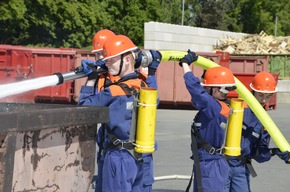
277,80,290,103
0,103,108,192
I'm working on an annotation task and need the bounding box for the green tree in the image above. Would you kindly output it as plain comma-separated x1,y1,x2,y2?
0,0,289,48
239,0,290,36
24,0,102,48
192,0,238,31
240,0,268,34
0,0,28,44
101,0,165,46
0,0,106,48
160,0,182,25
264,0,290,36
223,0,243,32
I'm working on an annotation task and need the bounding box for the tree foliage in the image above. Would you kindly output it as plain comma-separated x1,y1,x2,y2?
0,0,289,49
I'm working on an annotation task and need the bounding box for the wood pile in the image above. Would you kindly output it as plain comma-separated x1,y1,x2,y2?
213,31,290,54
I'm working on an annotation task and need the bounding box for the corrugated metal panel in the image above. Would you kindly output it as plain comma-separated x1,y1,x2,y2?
156,61,176,103
0,46,36,102
73,50,95,102
265,73,278,110
227,73,256,98
156,52,221,105
32,50,75,102
229,55,269,73
0,45,274,108
0,45,95,103
156,53,272,108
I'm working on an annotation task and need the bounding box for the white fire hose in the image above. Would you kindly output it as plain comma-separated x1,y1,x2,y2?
154,175,192,181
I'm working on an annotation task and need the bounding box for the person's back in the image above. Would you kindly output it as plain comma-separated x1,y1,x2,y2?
179,50,236,192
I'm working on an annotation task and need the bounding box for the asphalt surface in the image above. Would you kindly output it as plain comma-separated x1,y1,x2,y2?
89,103,290,192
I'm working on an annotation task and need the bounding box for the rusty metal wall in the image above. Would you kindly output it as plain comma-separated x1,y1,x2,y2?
2,125,96,191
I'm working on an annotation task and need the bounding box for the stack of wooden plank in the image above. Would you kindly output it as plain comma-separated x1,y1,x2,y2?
213,31,290,54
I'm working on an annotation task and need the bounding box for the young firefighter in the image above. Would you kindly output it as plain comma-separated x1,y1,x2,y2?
78,29,117,192
81,30,161,192
224,71,290,192
179,50,236,192
79,34,161,191
78,29,119,96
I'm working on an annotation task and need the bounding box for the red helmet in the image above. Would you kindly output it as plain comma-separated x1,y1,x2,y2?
250,71,277,93
201,66,236,87
92,29,116,53
102,35,138,60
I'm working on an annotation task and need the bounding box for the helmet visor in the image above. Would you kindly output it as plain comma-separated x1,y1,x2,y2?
219,86,236,94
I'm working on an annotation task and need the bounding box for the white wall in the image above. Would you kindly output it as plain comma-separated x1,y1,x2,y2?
277,80,290,103
144,22,247,52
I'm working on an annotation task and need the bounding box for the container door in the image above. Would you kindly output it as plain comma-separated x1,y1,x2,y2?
0,48,35,102
33,51,75,103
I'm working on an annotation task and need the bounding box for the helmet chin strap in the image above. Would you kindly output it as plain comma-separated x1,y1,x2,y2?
114,54,124,76
210,87,213,95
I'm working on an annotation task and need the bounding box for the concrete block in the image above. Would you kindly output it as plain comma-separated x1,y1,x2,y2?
276,80,290,103
277,80,290,92
277,93,290,103
144,22,247,52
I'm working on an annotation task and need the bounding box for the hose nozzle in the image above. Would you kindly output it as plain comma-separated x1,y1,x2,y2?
140,50,153,68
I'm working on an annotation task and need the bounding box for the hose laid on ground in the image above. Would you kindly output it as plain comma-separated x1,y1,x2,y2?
154,175,192,181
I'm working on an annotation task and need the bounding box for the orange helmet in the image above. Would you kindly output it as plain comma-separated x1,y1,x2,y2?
92,29,116,53
102,35,138,61
201,66,236,87
250,71,277,93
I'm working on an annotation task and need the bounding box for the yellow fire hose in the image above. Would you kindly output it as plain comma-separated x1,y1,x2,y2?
159,50,290,161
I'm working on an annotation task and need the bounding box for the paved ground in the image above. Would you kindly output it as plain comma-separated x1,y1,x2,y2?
152,103,290,192
89,103,290,192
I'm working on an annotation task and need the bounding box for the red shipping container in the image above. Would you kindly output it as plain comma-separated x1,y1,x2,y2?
229,54,269,73
264,73,278,110
0,45,275,110
227,73,256,99
0,45,95,103
155,52,272,108
156,52,226,107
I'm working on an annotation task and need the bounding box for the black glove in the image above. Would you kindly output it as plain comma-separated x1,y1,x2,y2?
179,49,198,67
271,148,290,163
148,50,162,75
135,49,143,69
81,59,99,80
95,59,107,70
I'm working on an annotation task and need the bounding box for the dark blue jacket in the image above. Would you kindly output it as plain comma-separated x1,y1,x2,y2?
184,72,230,160
78,72,158,149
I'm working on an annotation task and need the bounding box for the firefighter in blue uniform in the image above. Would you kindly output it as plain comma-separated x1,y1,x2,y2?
79,34,161,191
224,71,290,192
78,29,118,101
78,29,118,192
179,50,237,192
